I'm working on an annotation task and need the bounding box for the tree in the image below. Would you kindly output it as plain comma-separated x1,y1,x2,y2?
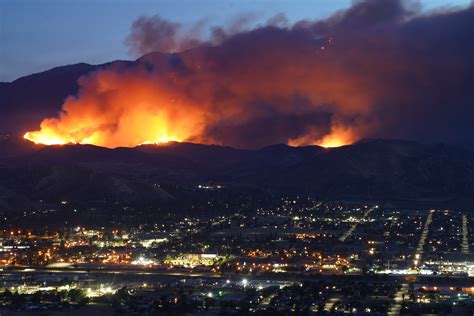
11,291,26,308
68,289,86,303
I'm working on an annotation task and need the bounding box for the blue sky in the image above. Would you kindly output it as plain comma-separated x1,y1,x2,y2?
0,0,470,81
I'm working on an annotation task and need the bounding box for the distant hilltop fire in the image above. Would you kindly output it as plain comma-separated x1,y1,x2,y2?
23,0,474,149
23,35,354,149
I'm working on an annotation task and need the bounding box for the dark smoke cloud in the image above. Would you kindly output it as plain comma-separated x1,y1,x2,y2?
200,101,333,149
27,0,474,149
125,13,259,56
125,15,209,55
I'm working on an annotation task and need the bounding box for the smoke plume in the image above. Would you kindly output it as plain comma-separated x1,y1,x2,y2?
25,0,474,149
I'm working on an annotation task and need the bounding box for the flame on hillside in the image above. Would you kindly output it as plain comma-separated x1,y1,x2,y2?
24,0,469,149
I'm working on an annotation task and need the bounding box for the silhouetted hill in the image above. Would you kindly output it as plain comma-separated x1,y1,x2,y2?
0,49,225,136
1,137,474,210
0,60,133,135
0,47,232,137
0,63,96,134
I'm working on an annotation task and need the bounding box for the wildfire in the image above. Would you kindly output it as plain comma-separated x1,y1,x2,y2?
316,134,351,148
24,131,178,147
22,39,361,149
24,125,354,149
22,68,204,148
24,118,355,148
288,124,355,148
315,125,355,148
138,135,177,145
24,131,69,146
23,120,184,147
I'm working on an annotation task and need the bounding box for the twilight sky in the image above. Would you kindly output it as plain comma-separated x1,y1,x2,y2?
0,0,470,82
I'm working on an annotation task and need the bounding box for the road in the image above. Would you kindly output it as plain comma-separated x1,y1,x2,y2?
413,210,434,269
323,296,339,312
461,214,470,254
387,283,409,316
339,206,376,242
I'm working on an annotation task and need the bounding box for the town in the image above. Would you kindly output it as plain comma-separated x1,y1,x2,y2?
0,197,473,314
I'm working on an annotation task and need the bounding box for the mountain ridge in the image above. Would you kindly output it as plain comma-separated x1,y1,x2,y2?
1,137,474,211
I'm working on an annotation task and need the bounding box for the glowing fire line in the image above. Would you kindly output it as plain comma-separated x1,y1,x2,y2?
24,131,179,147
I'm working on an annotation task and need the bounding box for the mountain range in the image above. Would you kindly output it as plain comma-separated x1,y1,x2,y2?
0,50,199,135
2,55,474,211
1,136,474,211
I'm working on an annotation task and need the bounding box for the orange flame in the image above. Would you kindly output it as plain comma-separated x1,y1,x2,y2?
316,125,355,148
288,124,355,148
23,68,206,148
23,47,364,149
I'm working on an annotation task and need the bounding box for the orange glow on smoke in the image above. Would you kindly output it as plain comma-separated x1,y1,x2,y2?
18,0,466,150
317,136,349,148
23,68,205,148
24,131,69,146
316,126,355,148
22,43,366,149
288,125,355,148
24,130,177,146
24,116,185,147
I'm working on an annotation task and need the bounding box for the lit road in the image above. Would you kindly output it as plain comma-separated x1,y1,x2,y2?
413,210,434,268
260,292,278,306
2,266,472,289
387,283,409,316
339,206,376,242
323,296,339,312
4,266,221,279
461,214,469,254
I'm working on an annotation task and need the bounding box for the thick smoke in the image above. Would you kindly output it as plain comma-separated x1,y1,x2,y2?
26,0,474,149
125,15,208,55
